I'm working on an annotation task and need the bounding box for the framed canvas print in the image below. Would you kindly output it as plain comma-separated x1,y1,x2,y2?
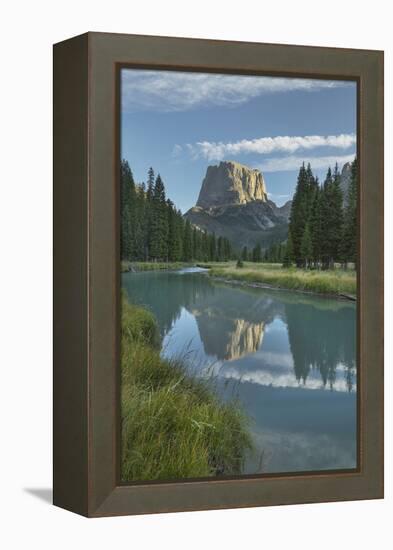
53,32,384,517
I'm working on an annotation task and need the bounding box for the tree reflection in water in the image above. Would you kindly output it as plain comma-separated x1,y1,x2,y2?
122,270,356,392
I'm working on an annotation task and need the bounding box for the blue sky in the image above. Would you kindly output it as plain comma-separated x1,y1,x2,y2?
121,70,357,210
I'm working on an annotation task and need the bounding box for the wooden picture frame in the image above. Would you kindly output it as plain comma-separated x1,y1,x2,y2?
53,32,383,517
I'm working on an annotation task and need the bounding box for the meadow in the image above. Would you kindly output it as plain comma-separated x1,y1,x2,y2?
203,262,357,297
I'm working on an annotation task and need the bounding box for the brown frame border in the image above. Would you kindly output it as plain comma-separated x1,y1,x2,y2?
53,32,383,517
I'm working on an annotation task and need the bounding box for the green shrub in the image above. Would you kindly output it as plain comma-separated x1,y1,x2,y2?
121,296,159,348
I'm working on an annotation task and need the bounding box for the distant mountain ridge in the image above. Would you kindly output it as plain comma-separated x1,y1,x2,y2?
185,161,291,249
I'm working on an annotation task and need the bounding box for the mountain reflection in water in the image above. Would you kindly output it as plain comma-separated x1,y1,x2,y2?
122,269,356,392
122,269,357,473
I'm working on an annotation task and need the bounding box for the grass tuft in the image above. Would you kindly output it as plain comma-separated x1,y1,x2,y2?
121,296,253,482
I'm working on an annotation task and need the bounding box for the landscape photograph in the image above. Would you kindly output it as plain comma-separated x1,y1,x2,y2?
119,68,358,482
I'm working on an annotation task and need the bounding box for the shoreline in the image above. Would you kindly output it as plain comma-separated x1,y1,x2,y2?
209,274,357,302
121,261,194,273
121,261,356,302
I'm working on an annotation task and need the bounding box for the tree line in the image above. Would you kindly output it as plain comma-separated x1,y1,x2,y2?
236,160,357,269
284,159,357,269
121,160,233,263
240,242,287,264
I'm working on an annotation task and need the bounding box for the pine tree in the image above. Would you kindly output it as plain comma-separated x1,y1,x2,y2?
183,219,193,261
176,210,185,260
252,243,262,262
309,183,322,267
288,163,319,267
330,163,344,263
144,167,155,259
217,236,224,261
224,238,232,261
120,159,239,266
209,233,217,261
321,165,343,269
201,231,209,262
134,184,146,260
340,158,357,266
146,167,154,200
272,243,280,262
167,200,182,261
285,160,354,271
320,165,344,268
289,163,309,266
282,231,294,268
192,227,203,261
319,167,333,269
120,159,136,260
306,163,318,207
241,246,248,261
300,223,313,268
149,174,169,260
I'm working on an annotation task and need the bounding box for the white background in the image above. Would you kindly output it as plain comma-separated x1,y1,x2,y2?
0,1,391,548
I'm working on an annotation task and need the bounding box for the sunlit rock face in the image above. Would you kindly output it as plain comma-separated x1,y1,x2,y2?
196,161,268,208
184,160,290,249
188,285,281,361
223,319,265,361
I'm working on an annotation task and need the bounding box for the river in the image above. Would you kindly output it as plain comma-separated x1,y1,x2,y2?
122,267,357,475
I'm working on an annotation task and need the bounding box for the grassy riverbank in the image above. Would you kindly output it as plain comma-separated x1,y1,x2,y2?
208,262,356,297
121,295,252,482
121,260,194,273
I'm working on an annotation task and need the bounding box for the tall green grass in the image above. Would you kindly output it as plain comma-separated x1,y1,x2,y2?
121,296,253,482
210,263,356,296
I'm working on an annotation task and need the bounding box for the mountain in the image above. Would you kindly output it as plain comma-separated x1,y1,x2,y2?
196,160,268,208
189,281,282,361
184,160,290,250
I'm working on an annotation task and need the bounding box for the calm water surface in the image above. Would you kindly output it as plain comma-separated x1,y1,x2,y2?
122,268,357,474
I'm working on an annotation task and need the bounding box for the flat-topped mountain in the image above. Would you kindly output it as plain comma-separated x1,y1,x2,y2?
196,160,268,208
185,161,290,250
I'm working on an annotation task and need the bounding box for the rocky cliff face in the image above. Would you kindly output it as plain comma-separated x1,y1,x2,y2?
197,160,268,208
185,161,290,249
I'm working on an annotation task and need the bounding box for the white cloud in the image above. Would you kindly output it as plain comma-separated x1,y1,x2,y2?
121,69,350,112
212,359,354,393
181,134,356,161
172,144,183,157
257,153,356,173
